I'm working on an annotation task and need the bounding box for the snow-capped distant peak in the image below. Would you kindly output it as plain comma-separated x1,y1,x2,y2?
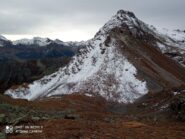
13,37,52,46
0,35,8,41
0,35,9,47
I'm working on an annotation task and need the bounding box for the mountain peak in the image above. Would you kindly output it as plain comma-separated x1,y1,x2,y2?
116,10,136,18
95,10,142,39
113,9,138,27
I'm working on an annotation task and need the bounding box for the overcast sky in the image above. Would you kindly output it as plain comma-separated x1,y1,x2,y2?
1,0,185,41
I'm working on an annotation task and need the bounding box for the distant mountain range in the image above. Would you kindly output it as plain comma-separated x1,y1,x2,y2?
0,35,86,47
4,10,185,103
0,36,87,93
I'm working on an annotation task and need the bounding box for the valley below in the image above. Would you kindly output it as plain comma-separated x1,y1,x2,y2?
1,86,185,139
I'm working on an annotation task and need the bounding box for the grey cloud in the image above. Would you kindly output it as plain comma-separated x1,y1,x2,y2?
0,0,185,38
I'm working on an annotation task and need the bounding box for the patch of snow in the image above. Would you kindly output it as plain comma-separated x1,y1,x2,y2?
84,93,93,97
173,92,178,96
160,104,169,111
157,42,167,53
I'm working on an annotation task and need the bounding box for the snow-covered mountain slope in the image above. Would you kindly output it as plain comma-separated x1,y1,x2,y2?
0,35,8,41
54,39,87,47
152,28,185,67
158,28,185,47
0,35,11,47
5,10,185,103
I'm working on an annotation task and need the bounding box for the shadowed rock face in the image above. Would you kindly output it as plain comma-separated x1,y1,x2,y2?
170,93,185,121
4,10,185,103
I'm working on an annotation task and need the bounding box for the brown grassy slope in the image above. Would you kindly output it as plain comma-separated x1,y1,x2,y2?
0,92,185,139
